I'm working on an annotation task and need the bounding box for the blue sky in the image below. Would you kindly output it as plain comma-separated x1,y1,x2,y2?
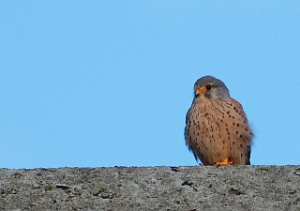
1,1,300,168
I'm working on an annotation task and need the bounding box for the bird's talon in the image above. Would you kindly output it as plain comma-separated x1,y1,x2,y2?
214,158,233,166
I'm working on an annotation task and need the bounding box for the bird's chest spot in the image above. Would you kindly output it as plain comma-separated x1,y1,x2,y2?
190,105,220,132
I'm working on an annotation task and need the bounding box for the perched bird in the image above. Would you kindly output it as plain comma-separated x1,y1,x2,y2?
185,76,253,166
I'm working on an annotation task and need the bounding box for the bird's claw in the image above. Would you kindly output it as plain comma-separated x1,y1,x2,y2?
214,158,233,166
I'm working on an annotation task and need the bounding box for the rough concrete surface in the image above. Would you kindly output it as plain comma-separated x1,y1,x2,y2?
0,166,299,210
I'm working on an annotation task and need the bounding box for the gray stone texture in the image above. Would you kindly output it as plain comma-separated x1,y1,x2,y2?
0,166,299,210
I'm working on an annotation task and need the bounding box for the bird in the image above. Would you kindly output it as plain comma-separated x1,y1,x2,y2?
185,75,253,166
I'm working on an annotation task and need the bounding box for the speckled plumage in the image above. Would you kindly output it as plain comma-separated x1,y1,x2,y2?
185,76,253,165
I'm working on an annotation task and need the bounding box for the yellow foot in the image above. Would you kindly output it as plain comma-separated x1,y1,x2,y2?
214,158,233,166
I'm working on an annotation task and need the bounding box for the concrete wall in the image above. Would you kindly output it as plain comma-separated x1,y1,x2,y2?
0,166,299,210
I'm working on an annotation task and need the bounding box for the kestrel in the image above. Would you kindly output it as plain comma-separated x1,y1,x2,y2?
185,76,253,166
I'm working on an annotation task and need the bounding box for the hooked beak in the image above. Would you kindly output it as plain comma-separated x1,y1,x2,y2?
195,86,206,96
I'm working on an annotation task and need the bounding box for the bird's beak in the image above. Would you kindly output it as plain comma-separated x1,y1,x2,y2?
195,86,206,95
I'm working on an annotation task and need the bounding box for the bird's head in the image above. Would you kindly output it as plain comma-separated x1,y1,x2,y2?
194,75,230,101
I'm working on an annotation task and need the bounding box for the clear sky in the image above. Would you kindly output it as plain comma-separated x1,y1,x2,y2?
1,1,300,168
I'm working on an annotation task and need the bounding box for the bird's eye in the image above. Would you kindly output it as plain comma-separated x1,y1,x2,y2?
206,85,212,90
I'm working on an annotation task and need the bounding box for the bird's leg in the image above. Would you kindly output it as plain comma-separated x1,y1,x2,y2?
214,158,233,166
